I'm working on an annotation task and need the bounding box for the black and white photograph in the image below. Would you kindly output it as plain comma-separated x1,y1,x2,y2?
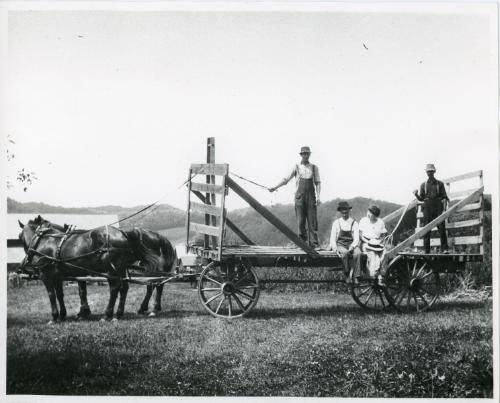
1,0,498,400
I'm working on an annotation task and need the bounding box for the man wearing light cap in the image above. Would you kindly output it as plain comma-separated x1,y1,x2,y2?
413,163,449,253
269,146,321,249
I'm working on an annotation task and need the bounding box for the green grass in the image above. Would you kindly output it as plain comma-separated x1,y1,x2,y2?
7,282,493,397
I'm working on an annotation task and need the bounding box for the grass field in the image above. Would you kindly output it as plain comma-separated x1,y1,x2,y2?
7,282,493,397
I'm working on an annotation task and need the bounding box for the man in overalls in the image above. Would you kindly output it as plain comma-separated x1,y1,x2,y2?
413,163,450,253
329,201,361,282
269,146,321,249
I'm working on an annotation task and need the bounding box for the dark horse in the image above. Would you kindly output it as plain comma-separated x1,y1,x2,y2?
17,215,172,322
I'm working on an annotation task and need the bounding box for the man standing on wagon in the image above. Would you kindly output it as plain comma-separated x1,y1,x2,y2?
269,146,321,250
413,163,450,253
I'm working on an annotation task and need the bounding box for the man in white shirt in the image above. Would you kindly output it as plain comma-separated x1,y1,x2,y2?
269,146,321,249
329,201,361,282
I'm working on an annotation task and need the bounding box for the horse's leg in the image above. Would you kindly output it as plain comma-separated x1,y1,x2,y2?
104,278,120,320
42,276,59,323
54,280,67,321
76,281,91,319
138,285,153,315
152,284,164,314
116,280,129,319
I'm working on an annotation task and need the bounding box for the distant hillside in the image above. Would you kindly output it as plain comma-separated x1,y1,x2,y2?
226,197,403,246
7,198,189,231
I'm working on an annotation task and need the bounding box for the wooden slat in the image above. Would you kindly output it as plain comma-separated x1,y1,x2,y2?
190,163,228,176
227,176,320,258
414,235,482,247
191,190,255,245
448,189,479,200
191,222,220,237
457,202,482,212
384,186,483,260
442,170,482,184
415,218,482,232
445,218,481,229
190,182,224,194
191,201,223,217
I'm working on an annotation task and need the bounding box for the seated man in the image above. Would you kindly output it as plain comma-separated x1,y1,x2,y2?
359,204,387,282
329,201,361,283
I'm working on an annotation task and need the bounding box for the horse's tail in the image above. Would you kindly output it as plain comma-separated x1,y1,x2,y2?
124,228,161,272
158,234,177,272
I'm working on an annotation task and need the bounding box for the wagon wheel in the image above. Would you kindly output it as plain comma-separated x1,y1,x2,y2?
384,256,440,313
198,260,260,319
349,269,392,311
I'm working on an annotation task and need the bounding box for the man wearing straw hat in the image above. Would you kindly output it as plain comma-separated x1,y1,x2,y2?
329,201,361,283
413,163,450,253
269,146,321,249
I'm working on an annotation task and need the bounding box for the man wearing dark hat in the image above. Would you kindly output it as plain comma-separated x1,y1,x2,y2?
329,201,361,282
269,146,321,249
413,163,449,253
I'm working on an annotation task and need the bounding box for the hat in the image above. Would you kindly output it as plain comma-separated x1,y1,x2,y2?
300,146,311,154
425,163,436,172
337,201,352,211
365,239,385,252
368,204,381,217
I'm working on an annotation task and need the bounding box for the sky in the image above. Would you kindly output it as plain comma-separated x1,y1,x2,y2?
4,4,498,212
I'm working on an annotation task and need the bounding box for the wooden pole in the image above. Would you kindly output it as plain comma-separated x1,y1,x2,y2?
204,138,217,249
226,176,320,258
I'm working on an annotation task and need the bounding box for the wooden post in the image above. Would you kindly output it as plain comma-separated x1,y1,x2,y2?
226,176,320,258
445,181,451,251
205,138,217,249
479,171,484,255
185,168,193,252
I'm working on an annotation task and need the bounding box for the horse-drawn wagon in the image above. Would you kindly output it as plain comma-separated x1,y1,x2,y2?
184,138,486,318
16,137,486,321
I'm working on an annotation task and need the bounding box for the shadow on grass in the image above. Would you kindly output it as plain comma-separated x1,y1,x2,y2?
247,304,396,319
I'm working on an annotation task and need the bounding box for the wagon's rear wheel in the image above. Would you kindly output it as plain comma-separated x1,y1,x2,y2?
384,256,440,313
350,269,392,311
198,261,260,319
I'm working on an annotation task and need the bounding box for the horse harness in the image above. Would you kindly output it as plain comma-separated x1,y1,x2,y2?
22,225,125,280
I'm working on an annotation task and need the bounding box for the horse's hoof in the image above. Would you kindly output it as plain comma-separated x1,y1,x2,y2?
111,317,119,322
137,310,147,315
100,318,107,322
48,320,55,325
148,311,157,317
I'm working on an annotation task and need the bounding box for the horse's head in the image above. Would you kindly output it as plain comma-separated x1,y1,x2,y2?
18,215,45,252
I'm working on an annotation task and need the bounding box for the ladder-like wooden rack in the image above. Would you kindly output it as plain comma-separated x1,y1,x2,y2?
413,170,484,253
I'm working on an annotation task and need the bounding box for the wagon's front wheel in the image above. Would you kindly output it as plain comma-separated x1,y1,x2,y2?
384,256,440,313
198,261,260,319
350,269,392,311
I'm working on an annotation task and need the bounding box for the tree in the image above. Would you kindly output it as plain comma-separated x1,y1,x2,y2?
6,135,37,192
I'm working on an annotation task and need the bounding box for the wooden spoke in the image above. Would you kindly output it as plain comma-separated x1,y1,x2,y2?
204,292,223,305
215,297,225,315
233,293,247,311
238,284,258,290
200,287,220,292
228,296,233,317
235,289,255,301
203,275,222,286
